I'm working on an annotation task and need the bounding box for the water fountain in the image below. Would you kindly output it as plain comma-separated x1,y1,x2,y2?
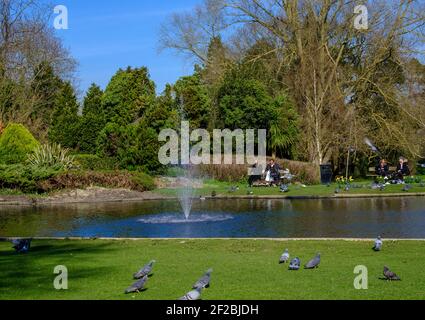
177,166,196,220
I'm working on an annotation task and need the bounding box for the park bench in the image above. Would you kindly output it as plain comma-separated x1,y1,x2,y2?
367,166,397,178
251,169,295,187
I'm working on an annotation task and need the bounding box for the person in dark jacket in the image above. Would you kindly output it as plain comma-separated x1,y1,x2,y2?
395,157,410,181
375,159,389,177
265,159,281,186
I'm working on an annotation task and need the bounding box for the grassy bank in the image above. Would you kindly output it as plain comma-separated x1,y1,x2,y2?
155,178,425,198
1,239,424,300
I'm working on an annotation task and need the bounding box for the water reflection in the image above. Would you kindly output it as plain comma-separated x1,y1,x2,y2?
0,197,424,238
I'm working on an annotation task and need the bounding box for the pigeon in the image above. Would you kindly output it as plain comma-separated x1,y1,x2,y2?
133,260,156,279
402,184,411,192
279,184,289,193
179,287,202,300
125,275,148,294
335,187,340,194
383,266,401,281
304,253,321,269
373,236,382,251
229,186,239,193
279,249,290,264
288,257,301,270
193,268,213,289
11,238,32,253
364,138,382,156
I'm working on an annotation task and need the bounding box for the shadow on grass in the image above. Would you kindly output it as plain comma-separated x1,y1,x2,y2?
0,240,120,298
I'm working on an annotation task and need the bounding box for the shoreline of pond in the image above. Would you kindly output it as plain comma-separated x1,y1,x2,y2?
1,187,425,206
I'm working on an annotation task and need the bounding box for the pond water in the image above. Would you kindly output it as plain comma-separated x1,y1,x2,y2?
0,197,424,238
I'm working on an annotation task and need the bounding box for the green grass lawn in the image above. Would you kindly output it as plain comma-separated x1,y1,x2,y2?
1,239,424,300
155,178,425,198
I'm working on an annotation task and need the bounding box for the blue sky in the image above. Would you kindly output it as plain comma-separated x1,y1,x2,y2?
53,1,202,96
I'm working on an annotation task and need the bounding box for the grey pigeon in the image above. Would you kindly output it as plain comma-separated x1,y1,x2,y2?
179,287,202,300
373,236,382,251
402,184,411,192
229,186,239,193
383,266,401,281
279,249,290,264
133,260,156,279
304,253,321,269
193,268,213,289
280,184,289,193
125,275,148,294
334,187,340,194
288,257,301,270
11,238,32,253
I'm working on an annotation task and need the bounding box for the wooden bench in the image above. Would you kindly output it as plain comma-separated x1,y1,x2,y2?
367,166,396,178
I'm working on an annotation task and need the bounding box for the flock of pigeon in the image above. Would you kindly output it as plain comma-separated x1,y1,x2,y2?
8,235,400,299
277,236,401,281
124,260,213,300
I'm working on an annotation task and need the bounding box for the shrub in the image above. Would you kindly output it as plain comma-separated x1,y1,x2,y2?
130,172,155,191
38,171,156,193
74,154,117,171
0,164,62,193
27,143,75,170
0,124,40,164
197,158,320,184
277,159,320,185
198,164,247,182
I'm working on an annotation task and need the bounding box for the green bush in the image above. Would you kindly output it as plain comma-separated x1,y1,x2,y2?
131,172,155,191
74,154,117,171
0,164,61,193
0,124,40,164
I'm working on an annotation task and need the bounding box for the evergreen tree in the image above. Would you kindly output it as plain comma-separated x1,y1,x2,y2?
217,66,277,130
49,82,80,148
143,84,179,132
30,62,64,132
102,67,156,126
174,73,212,129
79,83,105,153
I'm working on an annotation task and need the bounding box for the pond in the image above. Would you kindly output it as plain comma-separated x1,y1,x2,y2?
0,197,424,238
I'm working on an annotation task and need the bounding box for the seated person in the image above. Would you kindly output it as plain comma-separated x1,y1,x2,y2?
394,157,410,181
265,159,281,186
375,159,389,177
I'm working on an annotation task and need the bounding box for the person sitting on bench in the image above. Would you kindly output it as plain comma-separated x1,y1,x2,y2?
375,159,389,178
394,157,410,181
265,159,281,186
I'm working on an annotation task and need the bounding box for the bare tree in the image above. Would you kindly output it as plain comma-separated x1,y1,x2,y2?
158,0,229,64
0,0,76,139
